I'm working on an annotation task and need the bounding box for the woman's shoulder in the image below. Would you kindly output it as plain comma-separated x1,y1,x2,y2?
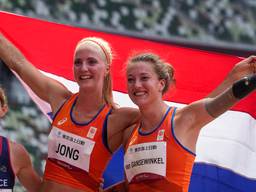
110,107,140,122
10,141,28,158
111,107,139,115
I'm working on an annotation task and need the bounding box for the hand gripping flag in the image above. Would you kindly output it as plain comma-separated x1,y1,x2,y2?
0,11,255,191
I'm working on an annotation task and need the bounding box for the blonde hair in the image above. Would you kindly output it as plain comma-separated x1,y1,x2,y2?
0,87,7,107
127,52,175,94
75,37,115,108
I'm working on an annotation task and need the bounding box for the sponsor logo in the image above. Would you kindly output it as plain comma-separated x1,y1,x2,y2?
57,117,67,125
129,136,138,146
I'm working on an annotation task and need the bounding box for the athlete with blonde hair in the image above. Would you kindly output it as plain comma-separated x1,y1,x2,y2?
0,33,139,192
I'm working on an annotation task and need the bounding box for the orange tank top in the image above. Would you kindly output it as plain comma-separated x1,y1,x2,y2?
124,107,195,192
44,94,112,191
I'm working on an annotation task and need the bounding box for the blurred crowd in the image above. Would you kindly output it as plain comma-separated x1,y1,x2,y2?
0,0,256,45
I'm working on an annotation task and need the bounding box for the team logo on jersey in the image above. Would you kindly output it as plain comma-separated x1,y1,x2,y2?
57,117,67,125
157,130,165,141
87,126,97,139
0,165,7,172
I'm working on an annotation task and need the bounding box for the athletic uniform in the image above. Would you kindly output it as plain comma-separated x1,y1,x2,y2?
44,94,112,191
124,107,195,192
0,136,15,191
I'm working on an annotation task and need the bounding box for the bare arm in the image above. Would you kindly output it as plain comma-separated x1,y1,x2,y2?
10,142,42,192
107,107,140,153
208,55,256,97
175,74,256,152
181,56,256,150
0,33,71,113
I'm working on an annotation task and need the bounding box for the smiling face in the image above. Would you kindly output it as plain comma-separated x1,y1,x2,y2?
73,44,107,92
126,61,165,108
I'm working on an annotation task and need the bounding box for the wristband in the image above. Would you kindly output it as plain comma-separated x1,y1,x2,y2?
232,75,256,99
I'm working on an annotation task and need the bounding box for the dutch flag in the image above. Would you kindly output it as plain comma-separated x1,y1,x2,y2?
0,11,255,191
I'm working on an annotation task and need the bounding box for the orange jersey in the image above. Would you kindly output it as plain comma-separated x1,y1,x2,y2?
44,94,112,191
124,107,195,192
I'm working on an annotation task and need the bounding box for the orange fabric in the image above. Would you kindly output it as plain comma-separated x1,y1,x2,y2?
125,107,195,192
44,94,112,191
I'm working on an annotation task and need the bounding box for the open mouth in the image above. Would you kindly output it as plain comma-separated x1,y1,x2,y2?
134,91,147,96
79,75,92,80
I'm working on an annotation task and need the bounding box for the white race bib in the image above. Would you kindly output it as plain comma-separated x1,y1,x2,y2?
48,126,95,172
124,141,167,183
0,190,12,192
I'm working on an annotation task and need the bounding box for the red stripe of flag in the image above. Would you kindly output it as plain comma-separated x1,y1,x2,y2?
0,11,255,118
